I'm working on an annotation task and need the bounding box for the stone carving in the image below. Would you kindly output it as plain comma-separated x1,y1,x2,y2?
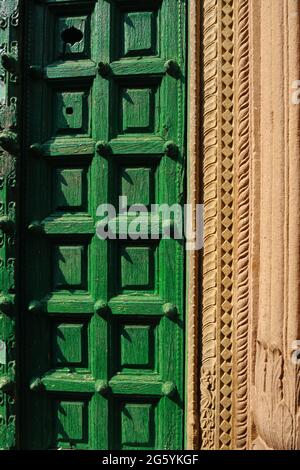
218,0,234,450
200,0,252,450
201,0,218,450
252,341,300,450
235,0,250,450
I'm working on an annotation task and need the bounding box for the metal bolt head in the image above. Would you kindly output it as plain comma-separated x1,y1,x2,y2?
0,377,14,393
164,59,180,78
1,53,17,74
29,377,44,392
96,141,111,157
0,216,14,234
28,300,43,314
163,140,178,158
28,220,43,235
98,62,111,78
162,303,177,319
29,143,44,158
162,381,177,398
94,300,109,317
29,65,44,80
95,380,109,396
0,130,18,155
0,295,13,314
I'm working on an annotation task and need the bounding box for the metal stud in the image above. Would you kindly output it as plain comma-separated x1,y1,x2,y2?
29,65,44,80
162,303,177,319
1,53,17,74
28,300,43,314
164,59,180,78
162,381,177,398
163,140,178,158
29,377,44,392
0,130,18,155
0,377,14,393
94,300,109,318
95,380,110,396
98,62,111,78
0,295,13,315
28,221,43,235
0,216,14,234
29,143,44,158
96,141,111,157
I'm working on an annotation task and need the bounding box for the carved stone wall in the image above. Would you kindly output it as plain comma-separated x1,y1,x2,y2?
250,0,300,450
186,0,300,450
193,0,252,450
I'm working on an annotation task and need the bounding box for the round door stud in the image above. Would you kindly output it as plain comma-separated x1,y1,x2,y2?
29,377,44,392
28,300,43,314
164,59,180,78
162,381,177,398
162,303,178,319
94,300,109,318
0,130,18,155
95,380,110,396
96,141,111,157
1,53,17,74
0,377,14,393
29,143,44,158
98,62,111,78
0,295,13,315
29,66,44,80
28,220,43,235
0,216,14,234
163,140,178,158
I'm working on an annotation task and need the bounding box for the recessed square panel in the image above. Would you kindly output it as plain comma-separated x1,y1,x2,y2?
54,400,88,447
53,245,87,291
53,323,87,367
55,15,90,60
121,87,155,134
52,89,89,136
121,325,153,369
120,245,155,292
122,11,157,57
121,167,152,207
121,403,155,448
53,168,87,212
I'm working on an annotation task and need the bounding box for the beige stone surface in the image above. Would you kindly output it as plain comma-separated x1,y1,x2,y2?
187,0,300,450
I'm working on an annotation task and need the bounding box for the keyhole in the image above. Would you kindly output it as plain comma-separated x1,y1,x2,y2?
66,107,73,115
61,26,83,46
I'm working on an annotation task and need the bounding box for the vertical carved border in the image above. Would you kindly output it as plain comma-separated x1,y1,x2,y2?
0,0,19,450
198,0,251,449
234,0,250,450
200,0,218,450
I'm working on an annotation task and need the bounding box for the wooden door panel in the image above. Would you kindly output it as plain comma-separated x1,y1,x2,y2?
21,0,186,450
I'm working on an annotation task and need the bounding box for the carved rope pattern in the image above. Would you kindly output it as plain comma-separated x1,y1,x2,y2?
235,0,250,450
201,0,218,450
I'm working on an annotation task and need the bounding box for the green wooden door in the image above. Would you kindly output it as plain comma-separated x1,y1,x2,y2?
20,0,186,450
